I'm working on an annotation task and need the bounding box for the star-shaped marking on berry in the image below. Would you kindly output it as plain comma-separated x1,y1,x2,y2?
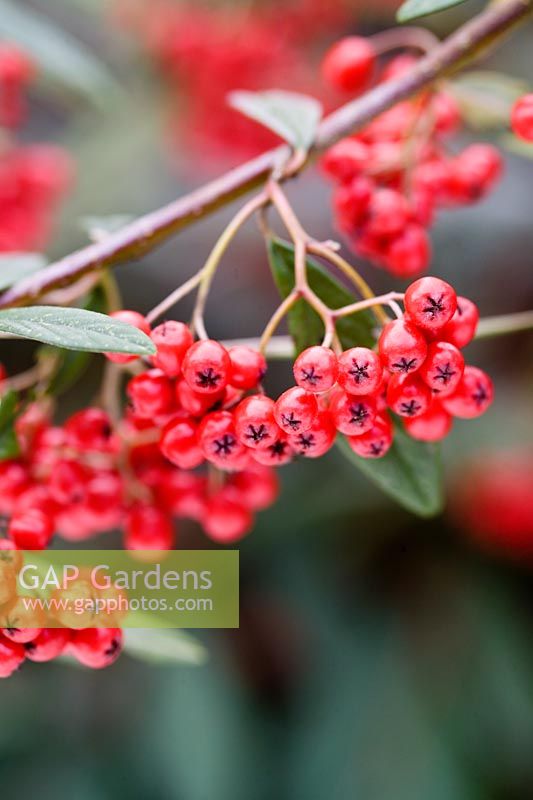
269,440,289,460
213,434,236,457
296,433,315,451
195,367,221,389
245,424,269,444
349,403,369,427
301,366,321,386
104,638,121,658
423,294,445,319
281,412,301,431
392,357,418,373
434,362,456,385
472,382,488,407
400,399,422,417
348,360,370,384
369,441,384,457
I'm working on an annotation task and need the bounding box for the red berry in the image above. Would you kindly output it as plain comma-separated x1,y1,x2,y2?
347,414,393,459
0,636,25,678
321,139,370,182
448,144,502,203
404,276,457,333
418,341,464,397
125,504,175,550
175,379,223,417
0,461,30,514
322,36,376,93
198,411,248,470
329,389,376,436
442,366,494,419
404,403,452,442
274,387,318,435
8,508,53,550
386,373,432,418
289,409,336,458
182,339,230,395
511,94,533,141
160,418,204,470
127,369,175,419
228,466,279,511
337,347,382,395
203,491,253,544
106,310,151,364
24,628,71,663
293,346,338,393
365,188,410,238
385,225,431,278
378,319,428,375
70,628,123,669
252,433,294,466
333,176,373,230
228,346,266,390
234,395,279,450
48,459,88,505
65,408,114,452
151,321,193,377
440,296,479,348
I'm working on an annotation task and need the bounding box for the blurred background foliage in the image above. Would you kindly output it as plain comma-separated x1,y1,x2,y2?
1,0,533,797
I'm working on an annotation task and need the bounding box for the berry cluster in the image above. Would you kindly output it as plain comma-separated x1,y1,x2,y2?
0,546,124,678
321,37,502,277
0,43,73,252
112,0,348,159
511,94,533,142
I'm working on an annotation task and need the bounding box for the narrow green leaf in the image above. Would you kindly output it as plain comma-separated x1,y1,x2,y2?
0,306,156,355
123,629,208,666
0,390,18,430
267,238,376,353
0,253,48,292
229,90,322,151
0,426,20,461
397,0,469,23
0,0,120,107
337,423,444,517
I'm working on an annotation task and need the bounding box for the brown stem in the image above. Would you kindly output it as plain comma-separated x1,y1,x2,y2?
0,0,529,311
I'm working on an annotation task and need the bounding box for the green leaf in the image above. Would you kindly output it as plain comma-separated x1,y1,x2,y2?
449,71,527,129
123,629,208,666
337,423,444,518
0,0,120,108
0,391,20,461
267,238,376,353
397,0,469,23
0,306,156,355
0,253,48,292
228,90,322,151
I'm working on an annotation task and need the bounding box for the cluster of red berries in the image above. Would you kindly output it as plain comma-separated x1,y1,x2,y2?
0,43,73,252
320,37,503,277
112,0,349,160
0,546,123,678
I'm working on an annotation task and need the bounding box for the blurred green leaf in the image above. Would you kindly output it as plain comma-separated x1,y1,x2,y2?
449,71,527,129
0,253,48,292
268,238,375,353
123,629,208,666
0,306,156,354
0,391,20,461
337,423,444,518
0,0,120,107
500,132,533,158
397,0,469,22
229,90,322,151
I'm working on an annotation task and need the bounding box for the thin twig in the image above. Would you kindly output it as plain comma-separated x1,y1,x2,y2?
475,310,533,339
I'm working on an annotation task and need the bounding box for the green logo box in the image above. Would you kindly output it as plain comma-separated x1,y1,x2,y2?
0,550,239,629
